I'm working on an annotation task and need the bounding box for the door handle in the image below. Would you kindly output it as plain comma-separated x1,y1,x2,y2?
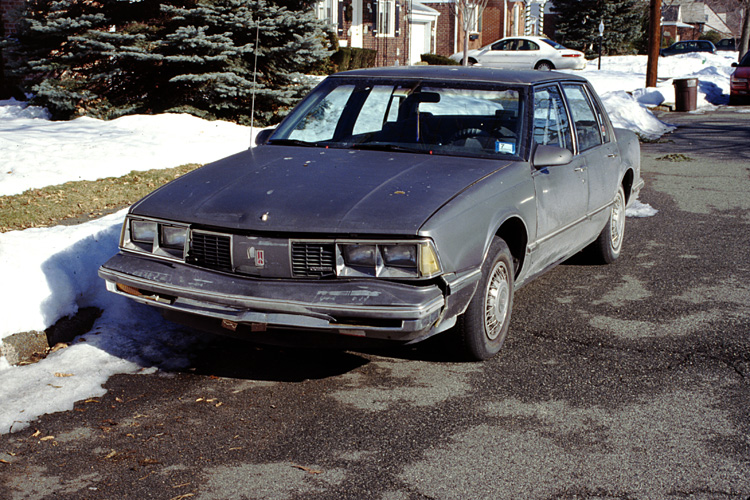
607,153,618,158
574,167,586,172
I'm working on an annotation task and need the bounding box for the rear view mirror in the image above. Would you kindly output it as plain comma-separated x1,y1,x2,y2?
533,144,573,168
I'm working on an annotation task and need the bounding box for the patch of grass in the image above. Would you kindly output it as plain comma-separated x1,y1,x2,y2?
656,153,693,162
0,164,202,233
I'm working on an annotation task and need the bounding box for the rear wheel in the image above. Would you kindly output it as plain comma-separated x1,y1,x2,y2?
587,185,626,264
458,237,514,360
535,61,554,71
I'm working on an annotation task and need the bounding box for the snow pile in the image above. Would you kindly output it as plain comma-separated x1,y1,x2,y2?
0,212,124,338
0,210,210,433
602,91,675,140
0,101,255,197
1,53,727,433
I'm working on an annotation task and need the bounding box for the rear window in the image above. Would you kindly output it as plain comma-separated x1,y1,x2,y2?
542,39,565,50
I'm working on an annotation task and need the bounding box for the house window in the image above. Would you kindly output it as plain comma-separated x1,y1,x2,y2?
377,0,396,36
316,0,338,25
467,5,482,33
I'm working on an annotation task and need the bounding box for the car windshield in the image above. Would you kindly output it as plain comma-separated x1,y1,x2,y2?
542,39,565,50
270,78,525,159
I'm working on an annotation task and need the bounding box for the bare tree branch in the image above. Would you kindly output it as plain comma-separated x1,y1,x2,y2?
449,0,492,65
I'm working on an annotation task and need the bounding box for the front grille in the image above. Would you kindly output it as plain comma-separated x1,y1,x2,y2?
189,231,232,271
292,242,336,277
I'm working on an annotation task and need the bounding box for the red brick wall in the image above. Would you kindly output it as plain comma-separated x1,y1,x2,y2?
426,0,509,58
429,3,455,56
335,0,411,66
2,0,25,37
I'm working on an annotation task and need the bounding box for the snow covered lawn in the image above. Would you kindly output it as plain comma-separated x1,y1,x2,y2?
0,53,737,433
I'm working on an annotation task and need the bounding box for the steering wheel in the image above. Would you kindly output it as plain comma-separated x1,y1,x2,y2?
449,128,491,144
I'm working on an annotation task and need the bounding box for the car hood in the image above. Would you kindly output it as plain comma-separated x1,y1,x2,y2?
131,145,513,235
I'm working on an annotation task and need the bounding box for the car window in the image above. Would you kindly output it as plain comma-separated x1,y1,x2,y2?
533,85,572,152
275,79,526,159
740,52,750,66
518,40,539,51
562,84,603,151
288,84,355,142
542,39,565,50
352,85,396,135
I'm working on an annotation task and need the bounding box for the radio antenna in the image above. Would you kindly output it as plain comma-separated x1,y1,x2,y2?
250,21,260,147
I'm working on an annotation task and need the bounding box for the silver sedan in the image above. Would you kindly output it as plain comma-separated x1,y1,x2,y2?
451,36,587,70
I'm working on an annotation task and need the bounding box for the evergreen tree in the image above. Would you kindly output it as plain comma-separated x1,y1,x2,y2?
157,0,331,124
553,0,643,56
8,0,332,123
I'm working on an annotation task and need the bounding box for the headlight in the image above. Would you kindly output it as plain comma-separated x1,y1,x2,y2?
382,244,417,267
131,220,157,244
122,216,189,261
337,240,442,279
342,245,378,267
161,225,188,250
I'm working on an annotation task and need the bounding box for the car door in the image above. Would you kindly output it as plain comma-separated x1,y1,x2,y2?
516,39,541,69
480,39,525,68
529,84,589,273
562,83,620,238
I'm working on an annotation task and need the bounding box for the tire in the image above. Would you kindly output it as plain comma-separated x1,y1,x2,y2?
458,237,514,360
535,61,553,71
587,185,626,264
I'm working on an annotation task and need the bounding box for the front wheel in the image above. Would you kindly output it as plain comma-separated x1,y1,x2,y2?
587,185,626,264
458,237,514,360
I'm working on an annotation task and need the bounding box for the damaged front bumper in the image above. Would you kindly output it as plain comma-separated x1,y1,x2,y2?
99,253,479,345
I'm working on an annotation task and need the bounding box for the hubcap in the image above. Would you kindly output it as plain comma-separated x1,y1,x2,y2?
484,261,510,341
610,191,625,251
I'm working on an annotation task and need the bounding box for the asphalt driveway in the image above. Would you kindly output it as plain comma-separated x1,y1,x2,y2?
1,107,749,500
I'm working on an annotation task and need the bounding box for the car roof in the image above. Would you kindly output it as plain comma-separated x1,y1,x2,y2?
332,66,589,86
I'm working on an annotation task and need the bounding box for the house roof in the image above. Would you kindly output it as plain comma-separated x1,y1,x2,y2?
411,1,440,16
661,0,732,34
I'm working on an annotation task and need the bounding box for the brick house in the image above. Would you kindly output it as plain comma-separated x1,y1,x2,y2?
418,0,537,58
1,0,25,96
1,0,24,39
315,0,442,65
314,0,543,64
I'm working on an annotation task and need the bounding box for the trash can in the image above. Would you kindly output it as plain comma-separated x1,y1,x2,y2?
673,78,698,112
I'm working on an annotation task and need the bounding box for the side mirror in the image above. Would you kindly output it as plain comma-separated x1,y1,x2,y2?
255,128,275,146
732,62,739,67
533,144,573,168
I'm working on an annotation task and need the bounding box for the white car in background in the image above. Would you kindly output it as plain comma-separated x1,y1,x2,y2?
451,36,587,71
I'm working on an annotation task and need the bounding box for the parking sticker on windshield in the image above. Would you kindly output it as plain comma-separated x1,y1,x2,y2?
495,141,515,154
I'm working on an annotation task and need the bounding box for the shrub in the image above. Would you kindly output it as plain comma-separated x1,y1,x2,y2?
331,47,377,72
420,53,459,65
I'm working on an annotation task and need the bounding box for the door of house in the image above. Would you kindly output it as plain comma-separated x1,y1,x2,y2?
409,22,426,64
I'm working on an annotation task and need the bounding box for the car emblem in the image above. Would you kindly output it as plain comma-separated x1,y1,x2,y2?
256,249,265,267
247,247,265,268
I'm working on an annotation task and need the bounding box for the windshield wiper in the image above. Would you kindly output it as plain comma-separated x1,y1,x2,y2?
350,143,426,153
268,138,320,147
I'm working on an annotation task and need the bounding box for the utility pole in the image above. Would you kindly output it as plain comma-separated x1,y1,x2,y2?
646,0,662,88
739,0,750,60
